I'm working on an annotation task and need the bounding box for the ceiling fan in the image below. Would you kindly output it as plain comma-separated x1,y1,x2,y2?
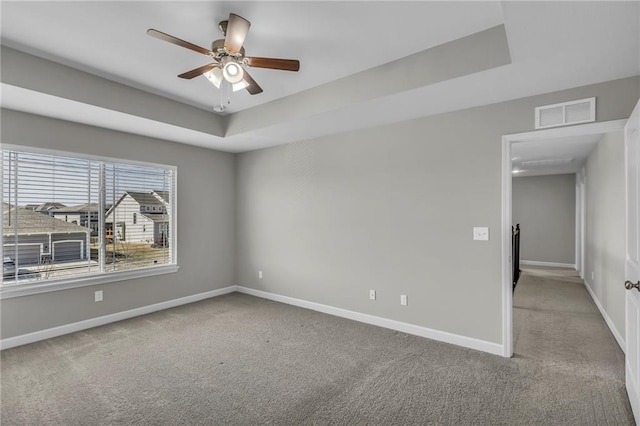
147,13,300,95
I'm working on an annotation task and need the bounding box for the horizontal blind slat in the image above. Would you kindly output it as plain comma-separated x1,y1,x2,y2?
2,150,173,284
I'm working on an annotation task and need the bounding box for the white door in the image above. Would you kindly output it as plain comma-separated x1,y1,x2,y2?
625,98,640,420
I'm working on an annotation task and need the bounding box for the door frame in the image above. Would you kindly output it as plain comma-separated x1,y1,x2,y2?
575,168,586,279
501,119,627,357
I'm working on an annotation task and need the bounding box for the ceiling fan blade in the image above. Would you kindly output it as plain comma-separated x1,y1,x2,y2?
224,13,251,54
242,69,263,95
245,57,300,72
178,63,218,79
147,29,214,57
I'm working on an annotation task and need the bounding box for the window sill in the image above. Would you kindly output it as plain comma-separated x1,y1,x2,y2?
0,265,180,299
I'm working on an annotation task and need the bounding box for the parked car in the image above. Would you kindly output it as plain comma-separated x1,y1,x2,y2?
3,256,16,276
3,257,40,281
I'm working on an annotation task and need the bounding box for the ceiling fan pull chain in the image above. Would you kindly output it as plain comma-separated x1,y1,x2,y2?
213,82,225,113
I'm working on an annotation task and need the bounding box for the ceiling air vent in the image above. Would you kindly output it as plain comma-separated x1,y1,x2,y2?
521,158,574,168
535,97,595,129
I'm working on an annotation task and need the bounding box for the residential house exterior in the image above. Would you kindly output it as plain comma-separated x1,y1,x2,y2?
50,203,109,236
105,191,169,244
25,202,67,216
2,204,90,265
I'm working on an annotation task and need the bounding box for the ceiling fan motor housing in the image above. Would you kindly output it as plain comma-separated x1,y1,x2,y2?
211,39,245,58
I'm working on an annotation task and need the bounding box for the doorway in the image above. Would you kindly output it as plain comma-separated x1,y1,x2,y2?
501,119,627,357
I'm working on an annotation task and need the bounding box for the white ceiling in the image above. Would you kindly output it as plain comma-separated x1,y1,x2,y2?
0,1,504,114
1,1,639,153
511,133,604,177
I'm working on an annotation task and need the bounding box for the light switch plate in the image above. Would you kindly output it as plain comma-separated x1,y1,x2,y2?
473,227,489,241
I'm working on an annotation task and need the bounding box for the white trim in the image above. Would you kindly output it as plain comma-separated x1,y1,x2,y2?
509,119,627,143
577,168,587,279
2,285,504,355
0,264,180,299
0,285,235,350
575,173,581,275
584,279,625,352
520,260,576,269
501,136,513,357
502,119,626,362
235,286,504,356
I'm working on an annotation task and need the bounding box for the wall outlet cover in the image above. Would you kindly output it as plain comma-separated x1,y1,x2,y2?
369,290,376,300
94,290,103,302
473,227,490,241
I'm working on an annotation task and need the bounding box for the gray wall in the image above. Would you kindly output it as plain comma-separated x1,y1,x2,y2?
512,174,576,265
236,76,640,345
585,131,626,338
0,110,236,338
1,76,638,345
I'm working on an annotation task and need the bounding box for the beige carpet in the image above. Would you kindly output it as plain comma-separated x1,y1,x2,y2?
0,268,634,425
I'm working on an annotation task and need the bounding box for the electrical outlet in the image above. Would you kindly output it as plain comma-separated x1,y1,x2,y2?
591,271,594,280
400,294,408,306
369,290,376,300
473,227,490,241
258,270,263,279
94,290,103,302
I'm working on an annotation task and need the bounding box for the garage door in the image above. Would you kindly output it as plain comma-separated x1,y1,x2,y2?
3,244,42,266
53,241,83,262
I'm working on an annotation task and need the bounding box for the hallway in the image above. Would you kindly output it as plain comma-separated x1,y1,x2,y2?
513,266,634,423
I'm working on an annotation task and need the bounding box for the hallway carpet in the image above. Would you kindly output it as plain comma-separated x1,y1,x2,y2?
1,269,634,424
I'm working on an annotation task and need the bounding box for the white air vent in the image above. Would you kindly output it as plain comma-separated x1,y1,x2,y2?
521,158,574,168
535,97,595,129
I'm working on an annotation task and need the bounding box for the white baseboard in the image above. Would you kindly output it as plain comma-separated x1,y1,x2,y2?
2,285,505,357
235,286,504,357
583,279,625,352
0,286,237,350
520,260,576,269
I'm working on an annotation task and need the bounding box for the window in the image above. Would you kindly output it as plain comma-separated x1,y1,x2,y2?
1,147,177,296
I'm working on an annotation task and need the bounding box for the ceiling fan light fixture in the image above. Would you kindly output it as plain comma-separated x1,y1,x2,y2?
203,67,223,88
149,12,297,96
232,80,250,92
223,61,244,84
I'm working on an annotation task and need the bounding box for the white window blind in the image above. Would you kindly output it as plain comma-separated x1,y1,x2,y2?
103,162,172,272
2,149,175,286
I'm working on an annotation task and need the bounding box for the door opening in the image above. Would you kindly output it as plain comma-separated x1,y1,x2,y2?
501,119,627,357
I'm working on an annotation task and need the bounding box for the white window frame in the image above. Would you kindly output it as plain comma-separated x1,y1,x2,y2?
0,145,179,299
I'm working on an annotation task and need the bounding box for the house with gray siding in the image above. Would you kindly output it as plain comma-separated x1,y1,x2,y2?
2,204,90,265
50,203,110,236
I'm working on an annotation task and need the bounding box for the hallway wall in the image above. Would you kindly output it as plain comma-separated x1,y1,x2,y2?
584,131,626,343
512,174,576,266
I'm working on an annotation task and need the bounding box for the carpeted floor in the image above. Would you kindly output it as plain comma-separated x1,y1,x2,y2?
0,267,635,425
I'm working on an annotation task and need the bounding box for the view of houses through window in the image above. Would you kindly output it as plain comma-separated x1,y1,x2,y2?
2,149,175,285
